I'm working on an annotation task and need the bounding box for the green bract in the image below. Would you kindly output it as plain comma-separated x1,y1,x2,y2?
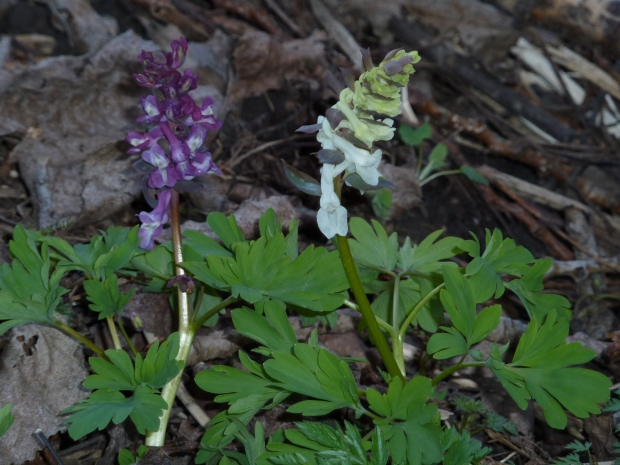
342,50,421,118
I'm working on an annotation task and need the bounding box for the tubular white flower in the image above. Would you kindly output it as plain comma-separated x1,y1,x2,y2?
317,116,382,186
317,164,348,238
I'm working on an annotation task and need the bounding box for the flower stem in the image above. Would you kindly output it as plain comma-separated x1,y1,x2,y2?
106,316,122,350
335,234,405,383
146,189,195,447
55,320,108,360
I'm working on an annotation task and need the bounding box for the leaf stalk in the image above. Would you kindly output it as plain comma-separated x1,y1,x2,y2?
106,315,122,350
431,361,483,386
54,320,108,360
398,283,445,340
391,274,406,376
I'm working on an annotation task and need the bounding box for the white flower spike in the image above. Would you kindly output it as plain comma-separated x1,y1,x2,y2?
296,48,419,239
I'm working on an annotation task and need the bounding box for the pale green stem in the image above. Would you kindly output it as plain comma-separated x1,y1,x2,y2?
415,146,423,176
432,361,483,386
106,315,122,350
391,274,406,376
54,320,108,360
146,189,195,447
398,283,445,341
343,299,393,333
419,169,462,186
192,296,239,333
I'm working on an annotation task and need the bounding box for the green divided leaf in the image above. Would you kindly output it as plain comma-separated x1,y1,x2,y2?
0,404,14,438
183,231,348,312
197,312,363,424
232,304,298,355
83,274,135,319
51,226,140,280
367,377,443,465
427,266,501,359
118,445,148,465
484,411,518,436
0,226,68,335
62,389,135,440
398,230,462,274
603,390,620,413
461,229,534,302
399,123,432,146
63,334,182,439
208,212,246,249
183,230,233,260
196,364,280,419
349,217,398,272
130,243,174,292
266,342,362,416
505,258,571,320
442,429,490,465
265,421,369,465
487,310,611,429
418,143,448,181
459,166,489,186
368,189,393,219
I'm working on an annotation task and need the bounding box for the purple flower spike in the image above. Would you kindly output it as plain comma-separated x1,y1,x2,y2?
130,38,223,249
138,189,172,250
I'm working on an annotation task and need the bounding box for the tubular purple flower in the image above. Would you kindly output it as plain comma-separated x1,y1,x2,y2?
142,143,179,188
178,69,198,94
138,189,172,250
159,123,186,163
127,128,163,153
188,97,222,130
133,73,156,88
137,95,163,124
190,150,221,176
186,125,207,151
138,49,166,67
167,38,188,69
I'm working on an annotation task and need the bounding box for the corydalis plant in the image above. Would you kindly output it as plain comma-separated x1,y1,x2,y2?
127,37,222,250
297,48,420,238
